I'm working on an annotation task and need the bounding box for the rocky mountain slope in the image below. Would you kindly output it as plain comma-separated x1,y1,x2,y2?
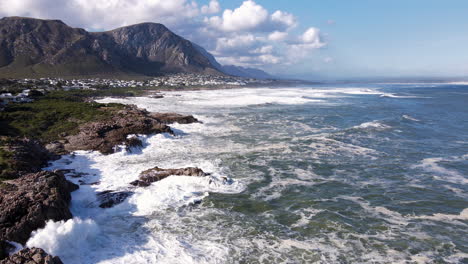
221,65,275,79
0,17,222,78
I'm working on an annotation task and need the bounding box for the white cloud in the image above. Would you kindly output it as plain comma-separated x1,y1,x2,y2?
215,34,258,53
268,31,288,41
252,45,274,54
302,27,322,44
201,0,220,14
0,0,200,30
0,0,328,71
323,57,334,63
206,0,268,32
271,10,297,30
258,54,281,64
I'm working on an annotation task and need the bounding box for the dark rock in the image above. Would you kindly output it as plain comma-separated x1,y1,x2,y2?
0,247,63,264
44,141,67,157
0,171,78,245
124,137,143,152
130,167,207,187
96,190,133,208
150,113,199,124
63,105,173,154
0,137,53,180
0,241,13,260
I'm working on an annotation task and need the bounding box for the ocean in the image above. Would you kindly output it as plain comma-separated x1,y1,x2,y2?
26,83,468,263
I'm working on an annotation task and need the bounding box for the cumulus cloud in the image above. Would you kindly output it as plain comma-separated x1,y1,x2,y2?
268,31,289,42
271,10,297,30
301,27,324,47
205,1,297,33
215,34,260,53
0,0,327,70
0,0,200,30
205,0,268,32
252,45,274,54
201,0,220,14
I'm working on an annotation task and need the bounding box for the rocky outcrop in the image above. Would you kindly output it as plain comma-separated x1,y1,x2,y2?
130,167,207,187
0,171,78,246
150,113,199,124
0,137,53,180
63,106,173,154
0,247,63,264
96,190,133,208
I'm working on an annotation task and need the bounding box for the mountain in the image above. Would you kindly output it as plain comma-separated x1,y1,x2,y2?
221,65,275,79
0,17,222,78
192,44,275,79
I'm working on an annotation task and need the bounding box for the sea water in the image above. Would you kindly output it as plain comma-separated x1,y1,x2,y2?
27,83,467,263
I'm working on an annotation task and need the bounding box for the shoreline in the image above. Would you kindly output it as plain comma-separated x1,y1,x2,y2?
0,92,209,262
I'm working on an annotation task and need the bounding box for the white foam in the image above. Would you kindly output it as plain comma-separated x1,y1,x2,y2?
413,155,468,185
303,135,379,160
402,114,420,121
292,208,323,228
413,208,468,222
96,86,414,114
446,81,468,85
26,218,99,263
351,120,392,131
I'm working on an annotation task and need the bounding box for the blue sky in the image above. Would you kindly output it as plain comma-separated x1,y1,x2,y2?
1,0,467,79
248,0,468,79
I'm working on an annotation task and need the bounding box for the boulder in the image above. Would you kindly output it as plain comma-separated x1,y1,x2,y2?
0,171,78,245
150,113,199,124
124,137,143,152
0,247,63,264
96,190,133,208
130,167,207,187
63,106,173,154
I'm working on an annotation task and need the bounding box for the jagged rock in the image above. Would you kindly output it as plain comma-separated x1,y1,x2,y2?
130,167,207,187
0,137,53,179
149,113,199,124
0,247,63,264
0,171,78,245
63,106,172,154
96,190,133,208
124,137,143,152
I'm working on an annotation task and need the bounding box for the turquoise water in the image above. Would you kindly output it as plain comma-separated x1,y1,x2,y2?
32,84,467,263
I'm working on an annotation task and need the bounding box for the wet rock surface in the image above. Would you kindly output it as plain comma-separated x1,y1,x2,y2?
63,106,173,154
130,167,207,187
0,241,13,260
97,190,133,208
149,113,199,124
0,171,78,246
0,247,63,264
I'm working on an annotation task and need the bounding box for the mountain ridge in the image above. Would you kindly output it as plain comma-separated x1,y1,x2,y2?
0,17,222,78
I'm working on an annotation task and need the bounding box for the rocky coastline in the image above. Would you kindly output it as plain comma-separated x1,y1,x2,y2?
0,101,205,263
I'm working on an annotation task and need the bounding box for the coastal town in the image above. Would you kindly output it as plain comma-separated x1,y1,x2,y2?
0,74,274,108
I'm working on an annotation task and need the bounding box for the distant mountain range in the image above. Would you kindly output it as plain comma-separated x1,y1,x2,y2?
0,17,274,79
220,65,275,79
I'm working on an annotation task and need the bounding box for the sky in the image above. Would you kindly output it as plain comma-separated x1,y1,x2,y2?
0,0,467,80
